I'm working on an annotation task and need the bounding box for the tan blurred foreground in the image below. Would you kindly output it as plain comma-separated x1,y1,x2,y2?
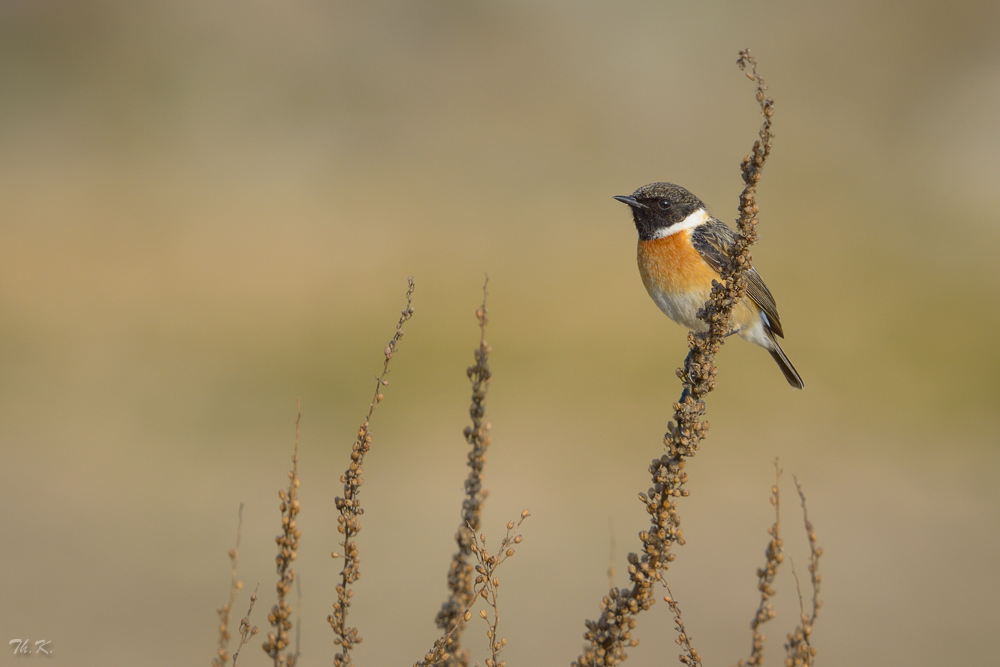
0,2,998,666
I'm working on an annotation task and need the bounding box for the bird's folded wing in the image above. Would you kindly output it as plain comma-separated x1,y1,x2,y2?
691,219,784,338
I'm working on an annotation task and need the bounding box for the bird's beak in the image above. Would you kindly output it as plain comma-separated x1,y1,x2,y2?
613,195,646,209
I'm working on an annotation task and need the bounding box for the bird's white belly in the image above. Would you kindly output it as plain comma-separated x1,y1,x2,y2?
647,285,774,351
647,286,710,331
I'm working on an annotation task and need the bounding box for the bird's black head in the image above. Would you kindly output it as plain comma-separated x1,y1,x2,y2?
614,182,706,241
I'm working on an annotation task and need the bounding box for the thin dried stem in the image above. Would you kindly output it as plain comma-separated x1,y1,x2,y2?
736,461,784,667
795,478,822,627
232,583,260,667
213,504,245,667
417,511,530,667
263,404,302,667
607,519,616,590
790,555,806,625
330,278,416,667
783,478,822,666
572,49,775,667
434,277,493,667
663,583,702,667
474,513,528,667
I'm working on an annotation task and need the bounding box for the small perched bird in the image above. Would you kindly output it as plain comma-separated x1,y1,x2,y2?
614,182,804,389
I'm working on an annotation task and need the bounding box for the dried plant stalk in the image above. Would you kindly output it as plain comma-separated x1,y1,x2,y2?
663,583,702,667
434,278,493,667
232,584,260,667
783,478,822,666
212,505,245,667
571,49,774,667
736,461,784,667
417,511,530,667
263,406,303,667
329,278,416,667
607,520,616,591
472,513,529,667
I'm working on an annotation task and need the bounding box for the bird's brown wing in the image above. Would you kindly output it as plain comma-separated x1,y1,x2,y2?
690,218,784,338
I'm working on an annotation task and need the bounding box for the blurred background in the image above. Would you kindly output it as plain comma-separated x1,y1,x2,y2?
1,1,998,665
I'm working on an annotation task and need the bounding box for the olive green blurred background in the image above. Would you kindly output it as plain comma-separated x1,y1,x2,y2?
1,1,998,665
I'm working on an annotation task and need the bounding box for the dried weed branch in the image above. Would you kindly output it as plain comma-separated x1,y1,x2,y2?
662,583,702,667
263,405,303,667
571,48,774,667
417,511,530,667
736,462,784,667
783,478,822,667
232,584,260,667
472,512,529,667
607,520,617,590
434,278,493,667
213,504,246,667
330,278,416,667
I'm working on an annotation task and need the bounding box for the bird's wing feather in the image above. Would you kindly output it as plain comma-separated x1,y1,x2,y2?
691,218,784,338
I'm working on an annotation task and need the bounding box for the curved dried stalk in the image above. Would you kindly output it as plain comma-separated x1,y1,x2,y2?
783,477,822,666
572,49,775,667
329,278,416,667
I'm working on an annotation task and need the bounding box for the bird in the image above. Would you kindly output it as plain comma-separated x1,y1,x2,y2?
614,182,804,389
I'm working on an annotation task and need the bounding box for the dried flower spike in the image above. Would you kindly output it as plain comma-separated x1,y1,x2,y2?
262,405,302,667
330,278,415,667
572,50,777,667
433,277,493,667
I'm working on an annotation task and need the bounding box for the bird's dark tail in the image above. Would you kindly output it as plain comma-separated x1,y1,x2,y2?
766,331,804,389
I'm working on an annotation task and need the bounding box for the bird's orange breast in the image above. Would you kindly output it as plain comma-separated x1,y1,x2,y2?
637,230,719,297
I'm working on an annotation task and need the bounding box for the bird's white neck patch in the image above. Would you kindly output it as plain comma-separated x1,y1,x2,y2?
651,208,710,239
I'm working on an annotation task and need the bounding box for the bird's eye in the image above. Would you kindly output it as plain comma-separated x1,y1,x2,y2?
658,199,672,210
